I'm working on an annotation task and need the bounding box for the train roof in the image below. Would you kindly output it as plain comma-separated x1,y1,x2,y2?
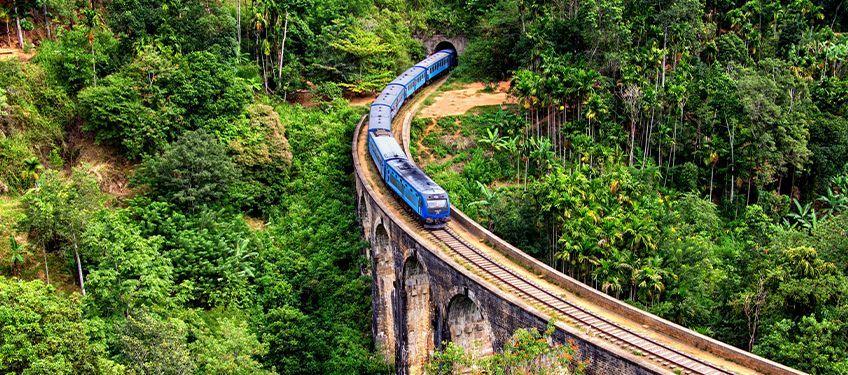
369,132,407,162
415,51,453,69
373,85,405,107
369,105,392,132
386,158,446,195
391,66,426,88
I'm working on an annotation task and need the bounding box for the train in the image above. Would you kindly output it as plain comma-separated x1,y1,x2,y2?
367,49,456,229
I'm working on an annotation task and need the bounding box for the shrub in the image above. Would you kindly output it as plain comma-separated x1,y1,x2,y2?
132,129,240,212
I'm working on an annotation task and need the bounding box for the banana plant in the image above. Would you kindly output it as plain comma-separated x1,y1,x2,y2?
817,188,848,216
785,199,823,231
8,235,30,276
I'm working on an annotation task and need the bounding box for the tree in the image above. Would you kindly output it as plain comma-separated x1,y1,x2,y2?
133,129,241,212
7,235,30,276
113,312,195,375
19,168,103,292
191,316,273,375
83,210,176,316
426,324,585,374
0,277,119,374
35,19,119,92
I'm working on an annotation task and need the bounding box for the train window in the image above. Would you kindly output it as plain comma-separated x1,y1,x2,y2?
428,199,447,213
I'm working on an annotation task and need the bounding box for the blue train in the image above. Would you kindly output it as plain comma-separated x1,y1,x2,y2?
367,49,455,228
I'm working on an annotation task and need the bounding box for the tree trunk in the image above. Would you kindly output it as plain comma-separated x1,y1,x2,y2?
237,0,241,50
14,6,24,48
73,236,86,296
5,19,10,47
43,3,51,39
91,42,97,86
277,10,288,82
629,119,636,166
43,248,50,285
709,164,715,200
661,27,667,88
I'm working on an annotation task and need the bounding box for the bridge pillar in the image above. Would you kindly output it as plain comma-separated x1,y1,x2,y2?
401,253,434,374
371,222,397,363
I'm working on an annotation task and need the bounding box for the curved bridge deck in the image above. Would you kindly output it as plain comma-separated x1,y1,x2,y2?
353,80,803,375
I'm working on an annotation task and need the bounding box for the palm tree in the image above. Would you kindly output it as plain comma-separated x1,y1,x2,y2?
20,157,42,188
634,256,672,305
478,127,503,152
81,9,101,86
785,199,821,231
817,187,848,215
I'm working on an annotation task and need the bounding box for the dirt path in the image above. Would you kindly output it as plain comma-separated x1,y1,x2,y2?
418,81,513,118
0,48,34,62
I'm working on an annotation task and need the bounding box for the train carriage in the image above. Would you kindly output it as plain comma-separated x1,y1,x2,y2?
369,104,393,132
367,130,406,176
366,47,456,228
384,158,451,227
391,66,428,98
372,84,406,118
415,50,455,81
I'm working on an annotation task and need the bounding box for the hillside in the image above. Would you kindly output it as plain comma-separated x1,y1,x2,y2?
1,0,847,374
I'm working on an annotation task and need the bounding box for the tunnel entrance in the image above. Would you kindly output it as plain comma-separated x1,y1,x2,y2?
434,41,456,53
434,41,458,65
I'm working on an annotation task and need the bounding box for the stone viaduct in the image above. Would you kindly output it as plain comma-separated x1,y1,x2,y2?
354,40,803,375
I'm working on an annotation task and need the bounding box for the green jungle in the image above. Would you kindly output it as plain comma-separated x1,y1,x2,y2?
0,0,846,373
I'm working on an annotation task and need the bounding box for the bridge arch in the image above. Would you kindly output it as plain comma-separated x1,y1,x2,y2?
445,293,493,357
372,223,396,360
402,253,434,372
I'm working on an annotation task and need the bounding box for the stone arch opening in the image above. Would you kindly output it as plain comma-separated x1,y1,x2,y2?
402,254,433,372
446,294,493,357
372,223,396,360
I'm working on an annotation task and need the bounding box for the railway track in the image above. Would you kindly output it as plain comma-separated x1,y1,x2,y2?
427,226,733,375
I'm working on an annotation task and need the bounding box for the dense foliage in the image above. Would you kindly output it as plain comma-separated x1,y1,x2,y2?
404,1,848,372
1,0,847,373
1,0,392,370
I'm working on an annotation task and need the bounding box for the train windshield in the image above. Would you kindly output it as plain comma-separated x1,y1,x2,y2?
428,199,448,213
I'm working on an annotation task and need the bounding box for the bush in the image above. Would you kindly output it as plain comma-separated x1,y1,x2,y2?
79,48,252,158
0,61,73,192
132,129,241,212
0,277,117,374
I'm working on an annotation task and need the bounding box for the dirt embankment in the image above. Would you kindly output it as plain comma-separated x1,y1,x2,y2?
418,81,513,118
